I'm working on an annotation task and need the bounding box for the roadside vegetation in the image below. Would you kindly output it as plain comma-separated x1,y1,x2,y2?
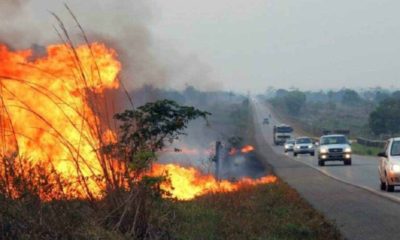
170,182,342,240
351,143,382,157
165,94,341,240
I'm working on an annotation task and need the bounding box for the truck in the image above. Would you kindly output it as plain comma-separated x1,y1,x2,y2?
273,124,293,145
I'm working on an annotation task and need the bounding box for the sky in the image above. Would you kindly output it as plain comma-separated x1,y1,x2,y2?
149,0,400,92
2,0,400,93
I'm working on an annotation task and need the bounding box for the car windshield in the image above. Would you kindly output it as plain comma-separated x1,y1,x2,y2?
278,135,290,139
391,141,400,156
276,126,293,133
320,136,347,145
296,138,312,144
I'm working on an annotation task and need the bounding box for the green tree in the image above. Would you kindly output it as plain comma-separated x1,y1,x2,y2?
341,89,361,105
113,99,210,168
104,99,210,237
369,98,400,135
284,91,306,116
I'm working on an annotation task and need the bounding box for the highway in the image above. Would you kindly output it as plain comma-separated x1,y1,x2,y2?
252,99,400,202
251,99,400,240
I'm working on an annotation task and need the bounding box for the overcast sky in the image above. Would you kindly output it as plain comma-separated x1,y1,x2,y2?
3,0,400,93
149,0,400,92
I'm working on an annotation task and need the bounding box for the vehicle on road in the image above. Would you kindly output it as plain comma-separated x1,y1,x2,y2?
378,138,400,192
263,118,269,125
293,137,315,156
284,139,295,152
273,124,293,145
317,134,352,166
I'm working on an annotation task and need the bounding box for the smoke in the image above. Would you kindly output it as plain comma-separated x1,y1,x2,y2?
0,0,220,91
0,0,28,15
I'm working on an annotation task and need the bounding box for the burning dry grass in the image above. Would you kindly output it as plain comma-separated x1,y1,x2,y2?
152,163,276,201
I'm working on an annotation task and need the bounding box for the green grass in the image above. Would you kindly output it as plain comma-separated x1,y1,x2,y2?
352,143,382,156
169,181,342,240
167,100,341,239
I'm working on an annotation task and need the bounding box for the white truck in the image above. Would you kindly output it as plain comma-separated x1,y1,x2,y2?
273,124,293,145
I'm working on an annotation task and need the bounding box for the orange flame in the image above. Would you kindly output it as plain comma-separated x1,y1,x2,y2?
151,163,277,201
0,42,121,199
229,145,255,155
241,145,255,153
0,43,275,201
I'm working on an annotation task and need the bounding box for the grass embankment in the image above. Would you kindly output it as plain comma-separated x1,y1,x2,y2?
170,99,342,240
352,143,381,157
170,182,341,240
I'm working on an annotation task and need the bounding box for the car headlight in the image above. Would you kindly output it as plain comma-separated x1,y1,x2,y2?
308,145,313,149
295,145,300,149
320,148,328,154
392,164,400,173
344,147,352,153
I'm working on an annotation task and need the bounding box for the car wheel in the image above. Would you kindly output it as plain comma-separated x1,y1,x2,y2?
318,160,325,166
387,184,395,192
380,181,386,191
294,153,297,157
310,152,315,156
344,160,352,166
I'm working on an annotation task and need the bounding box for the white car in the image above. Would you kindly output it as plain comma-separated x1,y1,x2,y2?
317,134,352,166
284,139,295,152
378,138,400,192
293,137,315,157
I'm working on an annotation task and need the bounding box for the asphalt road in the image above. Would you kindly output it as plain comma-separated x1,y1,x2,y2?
252,99,400,240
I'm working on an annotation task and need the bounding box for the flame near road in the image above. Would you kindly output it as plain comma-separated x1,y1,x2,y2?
152,163,276,201
0,43,276,201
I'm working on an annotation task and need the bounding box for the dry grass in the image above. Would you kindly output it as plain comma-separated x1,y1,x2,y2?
169,181,342,240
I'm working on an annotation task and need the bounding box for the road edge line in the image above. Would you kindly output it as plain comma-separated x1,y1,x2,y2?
287,154,400,205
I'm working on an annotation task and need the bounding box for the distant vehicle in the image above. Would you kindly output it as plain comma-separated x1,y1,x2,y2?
263,118,269,125
284,139,295,152
293,137,315,156
317,134,352,166
273,124,293,145
378,138,400,192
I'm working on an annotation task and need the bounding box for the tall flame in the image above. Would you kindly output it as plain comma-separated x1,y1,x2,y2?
0,43,121,199
0,43,276,201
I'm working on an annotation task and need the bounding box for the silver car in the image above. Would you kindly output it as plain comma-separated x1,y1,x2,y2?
317,134,352,166
378,138,400,192
293,137,315,157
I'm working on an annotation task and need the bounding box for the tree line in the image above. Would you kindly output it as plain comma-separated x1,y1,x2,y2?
266,88,400,137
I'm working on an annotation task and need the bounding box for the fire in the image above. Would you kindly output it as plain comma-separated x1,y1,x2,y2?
0,43,274,202
0,42,121,199
151,163,277,201
229,145,255,155
241,145,255,153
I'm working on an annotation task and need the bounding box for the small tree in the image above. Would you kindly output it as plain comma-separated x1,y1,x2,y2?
104,99,210,237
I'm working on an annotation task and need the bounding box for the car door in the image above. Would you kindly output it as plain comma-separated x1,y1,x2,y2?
379,141,389,180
